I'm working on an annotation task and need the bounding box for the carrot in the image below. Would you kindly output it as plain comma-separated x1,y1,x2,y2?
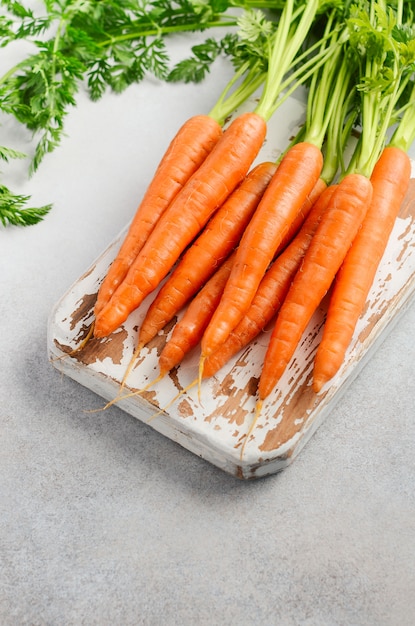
312,146,412,392
276,177,328,251
202,183,336,379
157,179,329,378
93,111,267,339
94,115,223,315
257,173,373,402
136,161,277,349
140,167,326,353
158,253,236,378
200,140,324,358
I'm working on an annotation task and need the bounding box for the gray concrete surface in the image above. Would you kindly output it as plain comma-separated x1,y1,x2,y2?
1,39,415,626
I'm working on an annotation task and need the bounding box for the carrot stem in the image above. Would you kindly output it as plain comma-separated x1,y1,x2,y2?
390,79,415,152
345,0,414,179
254,0,321,121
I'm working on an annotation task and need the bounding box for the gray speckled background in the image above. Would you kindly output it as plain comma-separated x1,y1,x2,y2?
1,28,415,626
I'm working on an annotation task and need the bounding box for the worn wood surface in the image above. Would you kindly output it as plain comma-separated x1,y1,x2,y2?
48,97,415,479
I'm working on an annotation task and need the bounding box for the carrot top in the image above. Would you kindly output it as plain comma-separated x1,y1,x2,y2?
296,9,356,184
207,11,272,125
344,0,415,178
252,0,337,122
210,0,343,127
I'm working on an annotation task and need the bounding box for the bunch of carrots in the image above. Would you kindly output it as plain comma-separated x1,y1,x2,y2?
85,0,415,453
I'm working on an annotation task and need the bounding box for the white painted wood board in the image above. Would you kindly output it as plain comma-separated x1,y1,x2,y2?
47,96,415,479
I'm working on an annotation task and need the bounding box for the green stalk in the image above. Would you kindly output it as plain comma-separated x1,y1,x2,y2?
254,0,321,121
86,0,286,48
97,19,239,47
302,14,358,183
390,78,415,152
0,58,34,87
274,24,348,111
273,9,356,185
208,61,267,125
353,51,385,176
209,3,342,128
231,1,286,7
323,79,358,183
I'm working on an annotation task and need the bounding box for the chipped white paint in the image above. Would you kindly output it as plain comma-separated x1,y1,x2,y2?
47,96,415,480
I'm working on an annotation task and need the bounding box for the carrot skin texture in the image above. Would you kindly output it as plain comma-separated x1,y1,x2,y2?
313,147,412,392
202,184,336,379
93,112,267,339
201,141,324,358
158,255,235,376
276,177,327,252
258,173,373,401
138,161,277,348
94,115,223,315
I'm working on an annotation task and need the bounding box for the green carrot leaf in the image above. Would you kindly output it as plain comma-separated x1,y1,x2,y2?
0,145,26,162
0,185,52,227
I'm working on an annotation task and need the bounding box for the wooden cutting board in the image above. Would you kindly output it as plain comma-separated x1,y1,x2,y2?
47,96,415,479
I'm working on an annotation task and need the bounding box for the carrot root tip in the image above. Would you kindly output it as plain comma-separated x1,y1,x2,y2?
240,399,263,461
51,321,95,363
85,372,166,415
312,376,327,394
197,355,207,405
118,341,145,394
147,378,198,423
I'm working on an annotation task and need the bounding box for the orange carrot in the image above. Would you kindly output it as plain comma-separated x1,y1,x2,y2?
276,177,327,252
312,146,412,393
257,172,373,402
136,161,277,348
158,254,235,377
202,183,335,379
158,181,331,378
94,115,223,315
93,112,267,338
140,170,326,351
200,141,324,358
